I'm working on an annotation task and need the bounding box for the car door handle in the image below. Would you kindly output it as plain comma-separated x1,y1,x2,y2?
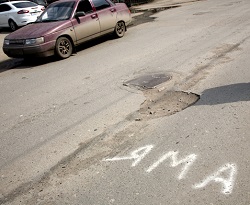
91,14,98,19
110,8,116,12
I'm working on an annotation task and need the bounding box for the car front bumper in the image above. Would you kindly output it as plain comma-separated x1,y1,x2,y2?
3,40,55,58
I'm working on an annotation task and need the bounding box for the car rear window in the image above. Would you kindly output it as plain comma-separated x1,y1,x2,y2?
12,2,38,8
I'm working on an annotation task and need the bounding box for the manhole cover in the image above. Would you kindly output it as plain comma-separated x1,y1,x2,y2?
124,74,171,89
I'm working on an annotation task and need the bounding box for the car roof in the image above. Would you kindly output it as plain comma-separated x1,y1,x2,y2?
1,0,35,4
1,0,41,6
9,1,34,3
54,0,78,3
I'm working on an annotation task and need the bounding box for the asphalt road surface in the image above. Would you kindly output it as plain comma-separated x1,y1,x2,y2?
0,0,250,204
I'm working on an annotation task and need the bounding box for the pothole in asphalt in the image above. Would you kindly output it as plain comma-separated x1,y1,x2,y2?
124,73,200,120
137,90,199,120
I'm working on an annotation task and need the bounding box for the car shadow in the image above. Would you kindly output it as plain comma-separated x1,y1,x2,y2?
0,56,57,73
0,34,114,72
0,59,23,72
195,83,250,106
0,28,12,34
75,33,114,53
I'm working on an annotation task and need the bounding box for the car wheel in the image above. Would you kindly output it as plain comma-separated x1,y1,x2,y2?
55,37,73,59
114,21,125,38
9,20,18,31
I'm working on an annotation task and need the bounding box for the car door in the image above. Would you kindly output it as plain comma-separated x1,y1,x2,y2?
71,0,101,44
92,0,117,34
0,4,12,27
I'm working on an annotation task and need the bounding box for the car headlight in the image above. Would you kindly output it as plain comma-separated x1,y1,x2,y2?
25,37,44,45
4,39,10,45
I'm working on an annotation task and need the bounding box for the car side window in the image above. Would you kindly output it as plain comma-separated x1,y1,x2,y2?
76,0,93,14
0,4,12,12
92,0,110,11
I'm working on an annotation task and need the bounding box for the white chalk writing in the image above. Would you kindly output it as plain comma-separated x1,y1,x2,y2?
104,145,154,167
146,151,197,180
193,163,237,194
103,145,237,195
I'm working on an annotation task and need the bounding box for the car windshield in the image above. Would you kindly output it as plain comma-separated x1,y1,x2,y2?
12,2,38,8
37,1,75,22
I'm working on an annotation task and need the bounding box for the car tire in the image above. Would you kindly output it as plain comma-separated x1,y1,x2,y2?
114,21,126,38
55,37,73,59
8,20,18,31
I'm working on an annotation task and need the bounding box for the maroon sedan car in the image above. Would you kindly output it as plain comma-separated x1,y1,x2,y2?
3,0,131,59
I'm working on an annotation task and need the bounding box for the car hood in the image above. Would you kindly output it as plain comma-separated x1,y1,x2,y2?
6,21,73,39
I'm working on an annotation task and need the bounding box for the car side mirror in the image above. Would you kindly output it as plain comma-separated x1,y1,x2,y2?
75,11,85,18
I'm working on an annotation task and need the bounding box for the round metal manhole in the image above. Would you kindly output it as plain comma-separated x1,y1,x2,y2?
123,73,171,89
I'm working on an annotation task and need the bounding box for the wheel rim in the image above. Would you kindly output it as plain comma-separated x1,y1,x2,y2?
116,22,125,35
58,39,70,56
10,21,15,30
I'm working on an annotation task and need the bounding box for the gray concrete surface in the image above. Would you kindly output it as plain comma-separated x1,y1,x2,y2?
0,0,249,204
